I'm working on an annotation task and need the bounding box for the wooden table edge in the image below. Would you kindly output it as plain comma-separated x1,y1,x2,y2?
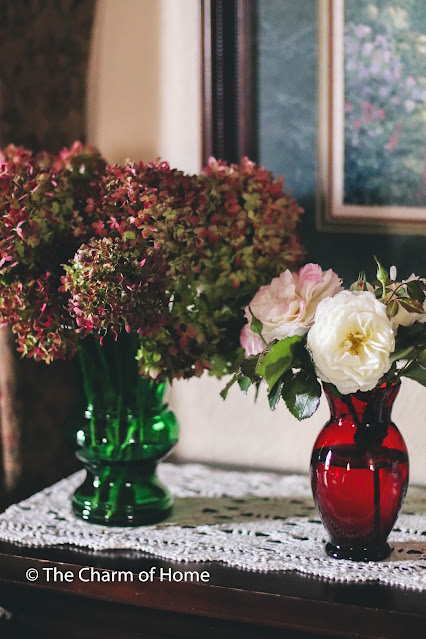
0,551,424,639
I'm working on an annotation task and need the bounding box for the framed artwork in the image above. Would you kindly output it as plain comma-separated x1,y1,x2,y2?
318,0,426,234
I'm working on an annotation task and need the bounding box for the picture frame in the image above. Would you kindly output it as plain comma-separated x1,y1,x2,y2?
317,0,426,234
200,0,256,165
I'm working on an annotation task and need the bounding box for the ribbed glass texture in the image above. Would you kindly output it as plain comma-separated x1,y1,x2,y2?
72,333,179,526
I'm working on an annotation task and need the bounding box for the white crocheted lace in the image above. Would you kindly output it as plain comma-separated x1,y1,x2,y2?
0,464,425,590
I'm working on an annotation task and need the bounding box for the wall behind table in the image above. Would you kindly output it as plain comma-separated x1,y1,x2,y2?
87,0,426,485
86,0,201,172
171,375,426,486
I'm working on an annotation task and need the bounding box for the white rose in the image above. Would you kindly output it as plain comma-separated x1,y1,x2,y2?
307,291,395,394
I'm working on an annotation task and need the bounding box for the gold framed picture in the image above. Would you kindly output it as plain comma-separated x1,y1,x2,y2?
318,0,426,234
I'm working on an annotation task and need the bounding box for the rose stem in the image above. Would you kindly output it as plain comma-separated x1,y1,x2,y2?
346,395,381,546
373,466,381,545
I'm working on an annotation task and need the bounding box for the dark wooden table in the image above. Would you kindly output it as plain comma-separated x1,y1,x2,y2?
0,538,424,639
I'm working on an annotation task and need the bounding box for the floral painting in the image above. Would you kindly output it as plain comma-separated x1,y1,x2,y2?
344,0,426,207
318,0,426,232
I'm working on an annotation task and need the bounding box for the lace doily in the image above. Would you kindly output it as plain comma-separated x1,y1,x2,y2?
0,464,426,590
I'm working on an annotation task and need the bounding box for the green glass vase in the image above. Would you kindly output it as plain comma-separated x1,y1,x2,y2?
72,332,179,526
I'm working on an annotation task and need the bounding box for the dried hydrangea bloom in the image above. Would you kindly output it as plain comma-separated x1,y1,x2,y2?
0,143,108,360
61,236,169,339
0,147,304,376
137,157,305,381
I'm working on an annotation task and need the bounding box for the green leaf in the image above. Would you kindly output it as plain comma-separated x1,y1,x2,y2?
267,374,288,411
396,323,426,348
401,362,426,387
386,299,399,319
220,374,240,400
248,307,266,344
281,370,321,420
323,382,343,400
238,376,252,393
407,280,426,304
256,336,302,392
417,349,426,370
254,380,261,402
390,344,415,363
399,299,425,314
293,342,315,371
396,287,408,298
240,354,261,381
379,361,398,384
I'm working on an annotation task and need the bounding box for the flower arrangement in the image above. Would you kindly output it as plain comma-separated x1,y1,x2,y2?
0,143,304,380
222,260,426,418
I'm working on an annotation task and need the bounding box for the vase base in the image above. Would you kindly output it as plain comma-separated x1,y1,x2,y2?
325,541,392,562
71,500,172,527
72,463,174,527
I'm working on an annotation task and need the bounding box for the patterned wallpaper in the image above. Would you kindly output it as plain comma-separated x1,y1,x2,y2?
0,0,95,504
0,0,95,151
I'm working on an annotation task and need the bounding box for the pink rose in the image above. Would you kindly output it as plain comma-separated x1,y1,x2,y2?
240,323,265,356
240,264,343,357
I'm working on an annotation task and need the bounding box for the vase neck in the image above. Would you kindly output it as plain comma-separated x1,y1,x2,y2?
76,332,165,414
324,384,400,424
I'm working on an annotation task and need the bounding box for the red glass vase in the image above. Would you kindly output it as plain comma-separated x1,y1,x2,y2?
310,383,409,561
